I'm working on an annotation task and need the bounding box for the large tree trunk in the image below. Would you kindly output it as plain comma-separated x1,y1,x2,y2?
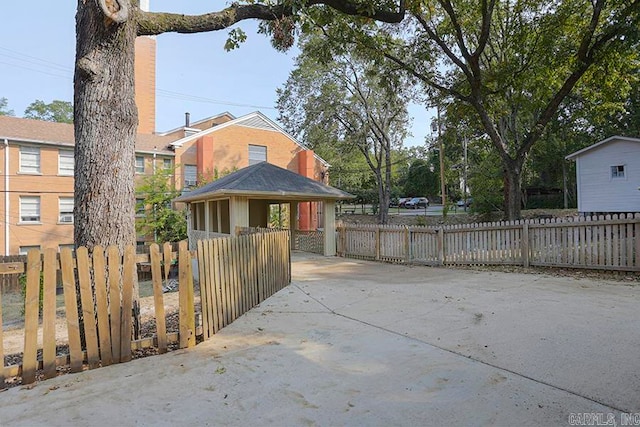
502,160,523,221
74,1,138,250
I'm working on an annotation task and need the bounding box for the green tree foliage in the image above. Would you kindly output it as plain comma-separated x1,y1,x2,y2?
403,158,438,199
277,33,413,224
24,99,73,123
321,0,640,219
135,167,186,244
0,97,14,116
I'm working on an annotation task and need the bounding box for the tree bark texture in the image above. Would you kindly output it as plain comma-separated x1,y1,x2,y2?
74,0,138,250
73,0,404,250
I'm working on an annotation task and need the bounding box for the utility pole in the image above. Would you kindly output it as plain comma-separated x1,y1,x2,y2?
463,136,468,212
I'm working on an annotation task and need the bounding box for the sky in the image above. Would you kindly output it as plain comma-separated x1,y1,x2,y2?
0,1,429,146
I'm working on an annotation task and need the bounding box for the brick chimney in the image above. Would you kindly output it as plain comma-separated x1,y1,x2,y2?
134,0,156,134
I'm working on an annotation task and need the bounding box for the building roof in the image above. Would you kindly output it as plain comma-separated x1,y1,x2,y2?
175,162,354,203
169,111,330,167
0,115,175,155
565,136,640,160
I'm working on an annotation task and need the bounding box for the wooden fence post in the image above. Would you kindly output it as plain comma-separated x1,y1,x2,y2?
375,227,381,261
403,226,409,263
178,241,195,348
437,227,445,265
42,248,58,378
21,250,41,385
522,222,530,267
150,244,168,353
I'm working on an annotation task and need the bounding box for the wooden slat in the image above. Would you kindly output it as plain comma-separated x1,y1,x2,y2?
196,241,210,340
178,241,190,349
120,245,135,363
21,250,41,385
93,246,113,366
42,248,58,379
209,239,224,334
60,248,83,373
0,262,24,275
76,247,100,369
107,245,121,363
150,244,168,353
204,240,214,334
186,246,196,348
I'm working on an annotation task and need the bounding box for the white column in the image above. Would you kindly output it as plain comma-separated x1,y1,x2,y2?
230,196,250,234
323,200,336,256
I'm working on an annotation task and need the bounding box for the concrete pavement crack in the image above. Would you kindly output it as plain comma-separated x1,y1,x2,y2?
292,283,630,414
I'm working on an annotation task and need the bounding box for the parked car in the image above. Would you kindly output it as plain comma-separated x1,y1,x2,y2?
397,197,410,208
405,197,429,209
456,198,473,208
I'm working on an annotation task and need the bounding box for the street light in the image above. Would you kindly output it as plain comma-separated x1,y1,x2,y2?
431,107,446,216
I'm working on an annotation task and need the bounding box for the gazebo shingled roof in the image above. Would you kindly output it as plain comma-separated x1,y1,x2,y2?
175,162,354,203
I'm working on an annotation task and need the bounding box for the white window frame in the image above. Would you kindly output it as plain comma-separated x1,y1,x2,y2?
136,198,146,217
610,164,626,179
162,158,172,170
20,196,41,223
184,165,197,187
58,149,74,176
135,156,145,174
248,144,267,166
20,146,41,174
58,197,74,224
58,244,75,253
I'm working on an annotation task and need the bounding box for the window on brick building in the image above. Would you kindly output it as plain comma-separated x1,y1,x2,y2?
184,165,197,187
59,197,74,223
59,149,74,176
20,196,41,223
248,145,267,165
20,146,41,174
135,156,145,174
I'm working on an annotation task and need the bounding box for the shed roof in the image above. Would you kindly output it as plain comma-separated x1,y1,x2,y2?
175,162,354,203
565,135,640,160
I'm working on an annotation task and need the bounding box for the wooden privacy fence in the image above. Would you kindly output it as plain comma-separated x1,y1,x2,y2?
337,213,640,271
197,230,291,340
0,241,196,388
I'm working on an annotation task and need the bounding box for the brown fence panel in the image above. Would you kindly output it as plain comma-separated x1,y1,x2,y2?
338,214,640,272
196,230,291,340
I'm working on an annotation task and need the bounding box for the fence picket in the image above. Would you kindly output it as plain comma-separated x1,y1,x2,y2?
60,248,83,373
120,245,135,362
42,248,58,379
92,246,113,367
150,244,168,353
178,241,189,348
77,247,100,369
107,246,121,363
21,250,41,385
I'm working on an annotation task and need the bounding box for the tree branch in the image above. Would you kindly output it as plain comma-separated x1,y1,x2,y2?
137,0,405,36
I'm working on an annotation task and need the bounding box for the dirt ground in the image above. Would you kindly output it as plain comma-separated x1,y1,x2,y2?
0,252,637,426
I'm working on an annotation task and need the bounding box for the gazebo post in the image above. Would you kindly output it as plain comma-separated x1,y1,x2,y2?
290,202,298,250
323,200,336,256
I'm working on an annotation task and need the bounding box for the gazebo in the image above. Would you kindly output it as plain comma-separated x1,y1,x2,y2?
174,162,354,256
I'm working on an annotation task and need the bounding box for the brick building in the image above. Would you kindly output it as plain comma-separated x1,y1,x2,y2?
0,6,327,254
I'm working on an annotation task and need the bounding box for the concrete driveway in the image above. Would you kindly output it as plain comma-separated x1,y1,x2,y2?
0,252,638,426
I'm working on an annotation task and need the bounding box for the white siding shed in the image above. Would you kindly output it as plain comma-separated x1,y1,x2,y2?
566,136,640,214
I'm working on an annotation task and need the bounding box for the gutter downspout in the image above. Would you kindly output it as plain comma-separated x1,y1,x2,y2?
4,138,9,255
